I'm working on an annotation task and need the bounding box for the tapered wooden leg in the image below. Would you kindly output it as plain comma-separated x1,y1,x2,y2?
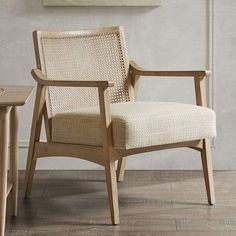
117,157,127,182
201,139,215,205
105,161,120,225
24,84,45,198
24,158,37,198
0,107,9,236
10,107,19,217
24,111,40,198
98,86,120,224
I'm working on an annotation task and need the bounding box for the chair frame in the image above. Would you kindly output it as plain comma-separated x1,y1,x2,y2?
24,29,215,225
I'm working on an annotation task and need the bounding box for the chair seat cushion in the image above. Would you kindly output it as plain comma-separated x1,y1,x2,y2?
51,102,216,149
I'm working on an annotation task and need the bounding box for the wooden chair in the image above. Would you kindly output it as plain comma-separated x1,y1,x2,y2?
24,26,216,225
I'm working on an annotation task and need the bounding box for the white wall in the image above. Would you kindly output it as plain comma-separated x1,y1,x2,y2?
0,0,235,170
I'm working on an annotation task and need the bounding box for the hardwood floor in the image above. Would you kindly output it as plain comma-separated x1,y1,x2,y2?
5,170,236,236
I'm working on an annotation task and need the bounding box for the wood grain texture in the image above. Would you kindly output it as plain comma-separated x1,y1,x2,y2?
5,170,236,236
114,140,203,159
0,107,9,236
0,88,32,236
9,107,19,217
0,86,33,106
130,61,211,77
24,84,46,198
201,139,215,205
34,142,104,166
31,69,114,88
194,75,207,107
98,87,119,225
117,157,128,182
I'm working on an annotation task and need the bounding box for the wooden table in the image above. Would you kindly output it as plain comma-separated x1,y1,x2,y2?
0,86,33,236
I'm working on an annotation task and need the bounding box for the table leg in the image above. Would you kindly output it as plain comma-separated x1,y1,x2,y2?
0,107,9,236
10,107,18,217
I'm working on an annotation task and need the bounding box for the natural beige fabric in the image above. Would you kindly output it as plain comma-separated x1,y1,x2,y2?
39,27,130,118
52,102,216,149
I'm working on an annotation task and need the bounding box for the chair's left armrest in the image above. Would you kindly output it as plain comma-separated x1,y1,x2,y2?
31,69,114,88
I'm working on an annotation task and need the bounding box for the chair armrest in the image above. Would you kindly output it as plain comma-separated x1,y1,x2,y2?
130,61,211,77
31,69,114,88
129,61,210,107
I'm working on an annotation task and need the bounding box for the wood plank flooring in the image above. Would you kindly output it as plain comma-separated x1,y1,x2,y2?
5,170,236,236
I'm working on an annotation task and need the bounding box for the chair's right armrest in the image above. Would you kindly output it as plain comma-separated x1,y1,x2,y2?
31,69,114,88
130,61,211,77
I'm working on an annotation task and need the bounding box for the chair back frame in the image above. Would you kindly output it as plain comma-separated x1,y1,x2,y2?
32,27,137,141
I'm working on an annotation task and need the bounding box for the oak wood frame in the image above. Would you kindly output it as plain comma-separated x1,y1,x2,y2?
24,29,215,225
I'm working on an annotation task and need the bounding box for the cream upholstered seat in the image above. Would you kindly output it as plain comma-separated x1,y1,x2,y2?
25,26,216,225
52,101,216,149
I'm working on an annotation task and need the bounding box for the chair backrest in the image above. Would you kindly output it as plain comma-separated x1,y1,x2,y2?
33,26,131,118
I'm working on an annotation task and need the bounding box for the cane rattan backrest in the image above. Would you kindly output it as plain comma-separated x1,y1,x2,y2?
33,26,131,118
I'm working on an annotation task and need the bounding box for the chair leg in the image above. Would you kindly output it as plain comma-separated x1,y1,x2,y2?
24,110,42,198
24,157,37,198
23,85,45,198
23,109,41,198
24,114,41,197
117,157,127,182
105,160,120,225
201,139,215,205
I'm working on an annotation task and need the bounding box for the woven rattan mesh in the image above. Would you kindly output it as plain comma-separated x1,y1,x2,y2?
38,27,130,117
